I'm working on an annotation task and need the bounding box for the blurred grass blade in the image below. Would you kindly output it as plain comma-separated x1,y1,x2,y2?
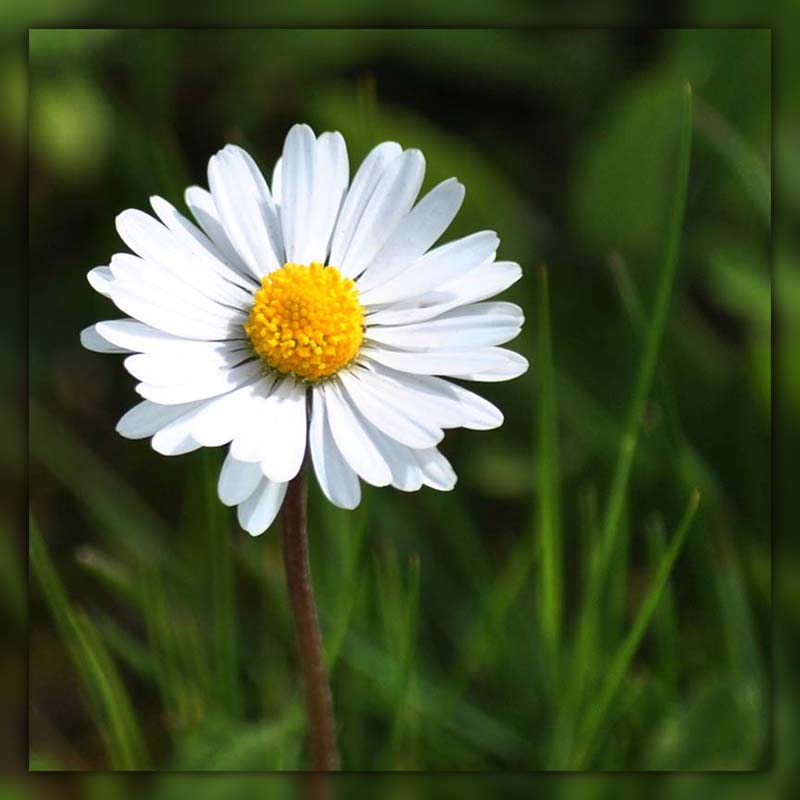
609,251,726,505
29,402,172,564
606,499,630,645
165,710,304,771
140,564,206,729
30,517,149,769
711,537,768,708
201,450,241,718
557,372,635,464
376,550,421,767
597,81,693,595
571,82,693,699
341,630,529,762
645,515,680,699
324,497,370,672
534,265,562,684
93,612,157,681
75,545,139,606
571,490,700,768
695,97,770,226
452,533,539,697
425,490,493,593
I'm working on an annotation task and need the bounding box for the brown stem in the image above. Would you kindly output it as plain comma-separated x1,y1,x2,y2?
282,462,340,771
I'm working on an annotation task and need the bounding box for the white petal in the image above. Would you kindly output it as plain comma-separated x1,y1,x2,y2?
229,378,308,483
302,131,349,263
116,399,204,439
358,418,425,492
96,319,183,352
360,230,498,308
440,381,504,429
149,195,256,294
356,178,464,295
136,358,264,404
96,319,247,354
184,186,252,275
108,259,246,328
336,148,425,280
271,157,283,206
365,302,523,351
218,450,264,506
361,345,529,382
366,260,522,326
80,324,129,353
115,209,253,310
279,123,318,264
338,369,443,448
87,266,113,297
109,276,245,341
449,350,530,382
123,348,252,385
236,477,288,536
150,413,204,456
353,360,503,430
309,388,360,509
279,129,349,264
411,447,457,490
330,141,402,274
228,388,277,462
259,379,308,483
320,381,392,487
207,145,284,278
190,376,274,447
138,385,272,454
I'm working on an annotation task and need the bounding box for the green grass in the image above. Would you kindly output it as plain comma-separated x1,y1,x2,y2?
25,28,771,775
570,85,692,748
534,264,563,689
30,517,149,770
28,85,710,765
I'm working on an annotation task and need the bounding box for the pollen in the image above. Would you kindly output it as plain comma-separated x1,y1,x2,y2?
244,262,365,383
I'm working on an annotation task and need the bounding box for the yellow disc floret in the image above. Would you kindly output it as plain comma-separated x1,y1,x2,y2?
244,262,364,383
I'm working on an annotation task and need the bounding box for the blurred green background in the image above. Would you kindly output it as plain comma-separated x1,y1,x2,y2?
20,26,780,779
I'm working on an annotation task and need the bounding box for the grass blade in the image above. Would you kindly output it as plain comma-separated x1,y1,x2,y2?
608,250,726,506
30,517,149,769
571,489,700,767
451,533,540,697
201,450,241,718
321,496,370,672
571,82,694,701
341,630,529,763
534,265,562,684
695,97,770,227
29,402,172,565
597,81,693,597
645,514,680,700
605,498,630,646
139,563,206,730
376,550,422,767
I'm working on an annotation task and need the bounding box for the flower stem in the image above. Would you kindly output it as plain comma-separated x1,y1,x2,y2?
282,462,340,771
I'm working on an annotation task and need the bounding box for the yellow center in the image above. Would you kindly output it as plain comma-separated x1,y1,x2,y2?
244,262,364,382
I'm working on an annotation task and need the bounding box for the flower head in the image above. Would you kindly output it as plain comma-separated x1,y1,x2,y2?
81,124,528,534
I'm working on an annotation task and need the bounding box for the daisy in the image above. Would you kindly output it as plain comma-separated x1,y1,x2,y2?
81,123,528,536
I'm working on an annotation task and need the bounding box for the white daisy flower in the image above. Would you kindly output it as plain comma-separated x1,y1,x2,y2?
81,124,528,535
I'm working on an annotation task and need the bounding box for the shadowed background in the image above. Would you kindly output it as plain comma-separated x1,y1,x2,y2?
14,23,785,787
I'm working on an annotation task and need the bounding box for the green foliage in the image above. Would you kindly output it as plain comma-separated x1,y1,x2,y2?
30,518,149,770
26,28,771,776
